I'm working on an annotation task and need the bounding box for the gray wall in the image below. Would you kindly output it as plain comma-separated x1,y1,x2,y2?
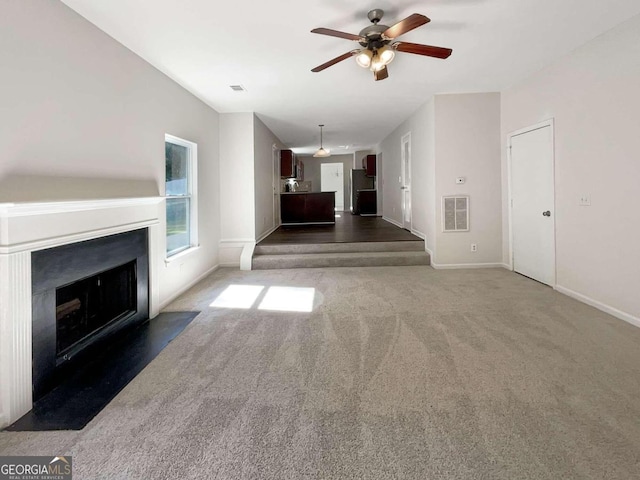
0,0,221,304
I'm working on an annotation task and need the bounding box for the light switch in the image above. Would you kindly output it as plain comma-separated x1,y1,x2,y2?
456,177,465,185
579,194,591,206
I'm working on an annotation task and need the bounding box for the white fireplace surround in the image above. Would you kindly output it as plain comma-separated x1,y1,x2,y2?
0,197,163,428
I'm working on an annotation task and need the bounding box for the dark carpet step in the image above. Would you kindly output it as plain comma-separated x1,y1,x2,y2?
252,250,430,270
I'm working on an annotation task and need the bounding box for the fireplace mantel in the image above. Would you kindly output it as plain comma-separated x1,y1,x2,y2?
0,196,163,428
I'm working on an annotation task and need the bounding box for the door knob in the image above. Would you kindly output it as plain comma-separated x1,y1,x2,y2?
542,210,551,217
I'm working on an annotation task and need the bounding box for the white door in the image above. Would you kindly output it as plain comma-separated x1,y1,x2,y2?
321,163,344,211
273,145,280,227
401,133,412,230
510,123,555,286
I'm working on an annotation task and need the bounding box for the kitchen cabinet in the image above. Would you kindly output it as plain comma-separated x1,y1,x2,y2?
362,154,376,176
280,149,296,178
356,190,377,215
281,192,335,224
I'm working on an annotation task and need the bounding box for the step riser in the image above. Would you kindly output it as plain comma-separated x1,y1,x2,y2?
255,241,424,255
252,254,430,270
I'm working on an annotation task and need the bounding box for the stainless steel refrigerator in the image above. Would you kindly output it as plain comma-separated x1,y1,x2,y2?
350,169,375,214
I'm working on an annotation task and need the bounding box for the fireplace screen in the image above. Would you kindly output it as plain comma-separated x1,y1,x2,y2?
56,260,137,357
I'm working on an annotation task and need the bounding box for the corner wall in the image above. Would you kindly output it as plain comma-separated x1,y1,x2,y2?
434,93,502,266
253,115,286,241
501,14,640,321
219,113,255,265
0,0,221,310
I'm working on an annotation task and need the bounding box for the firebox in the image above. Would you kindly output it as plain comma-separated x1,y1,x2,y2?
56,260,137,362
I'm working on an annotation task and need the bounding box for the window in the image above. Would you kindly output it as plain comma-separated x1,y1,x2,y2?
165,134,198,257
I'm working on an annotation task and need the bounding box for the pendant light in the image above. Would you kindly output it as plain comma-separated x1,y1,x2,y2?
313,124,331,158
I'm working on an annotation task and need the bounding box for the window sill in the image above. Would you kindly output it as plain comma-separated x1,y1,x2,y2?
164,245,200,265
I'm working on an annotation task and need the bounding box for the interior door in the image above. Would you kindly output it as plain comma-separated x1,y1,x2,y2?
321,163,344,211
273,146,280,227
401,133,412,230
510,124,555,286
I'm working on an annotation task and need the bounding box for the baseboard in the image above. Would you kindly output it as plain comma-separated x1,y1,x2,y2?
500,263,512,270
555,285,640,329
382,216,403,229
159,264,219,310
410,228,425,240
430,262,506,270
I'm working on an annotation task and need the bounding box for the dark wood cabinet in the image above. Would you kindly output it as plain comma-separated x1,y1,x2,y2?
356,190,377,215
362,154,376,176
281,193,335,224
280,149,295,178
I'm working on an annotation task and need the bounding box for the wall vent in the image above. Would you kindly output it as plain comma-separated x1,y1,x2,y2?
442,195,469,232
229,84,246,92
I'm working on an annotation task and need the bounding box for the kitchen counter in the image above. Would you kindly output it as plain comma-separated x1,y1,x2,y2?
280,192,335,224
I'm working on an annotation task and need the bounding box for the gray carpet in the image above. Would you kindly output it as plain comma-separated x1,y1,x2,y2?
2,266,640,479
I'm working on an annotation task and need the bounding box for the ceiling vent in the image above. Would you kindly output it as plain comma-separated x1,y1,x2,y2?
229,84,246,92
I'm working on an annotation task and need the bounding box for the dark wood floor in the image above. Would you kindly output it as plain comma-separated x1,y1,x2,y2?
259,214,422,245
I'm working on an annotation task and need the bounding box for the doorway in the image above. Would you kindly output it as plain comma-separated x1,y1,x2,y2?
321,163,344,211
272,145,280,227
509,120,556,286
401,133,412,230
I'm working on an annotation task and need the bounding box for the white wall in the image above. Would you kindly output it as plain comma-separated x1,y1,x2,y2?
378,101,436,250
378,93,501,265
501,14,640,321
0,0,220,309
434,93,502,266
253,115,285,241
219,113,254,265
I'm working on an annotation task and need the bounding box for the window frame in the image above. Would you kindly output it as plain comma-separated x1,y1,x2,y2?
165,134,198,258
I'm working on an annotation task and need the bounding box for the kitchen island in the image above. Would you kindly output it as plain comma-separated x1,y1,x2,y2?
281,192,335,225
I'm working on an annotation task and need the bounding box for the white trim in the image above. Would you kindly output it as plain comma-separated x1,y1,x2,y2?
165,134,198,259
0,197,162,218
240,242,255,271
430,262,506,270
159,264,219,311
164,245,201,264
400,132,412,231
411,229,425,240
218,262,240,268
382,216,403,229
0,219,158,254
555,285,640,330
507,118,556,287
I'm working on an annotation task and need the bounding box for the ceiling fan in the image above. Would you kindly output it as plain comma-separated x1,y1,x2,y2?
311,9,452,81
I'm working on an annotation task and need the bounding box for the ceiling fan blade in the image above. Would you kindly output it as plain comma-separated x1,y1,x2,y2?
311,28,363,42
374,66,389,81
393,42,452,59
311,51,357,72
383,13,430,39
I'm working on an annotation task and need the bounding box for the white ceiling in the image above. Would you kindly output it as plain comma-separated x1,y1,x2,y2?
61,0,640,154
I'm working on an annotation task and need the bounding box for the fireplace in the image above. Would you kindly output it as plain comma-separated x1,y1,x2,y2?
31,229,149,400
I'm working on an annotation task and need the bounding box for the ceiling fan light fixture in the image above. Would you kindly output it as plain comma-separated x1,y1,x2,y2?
378,45,395,65
369,53,386,72
355,49,373,68
313,124,331,158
